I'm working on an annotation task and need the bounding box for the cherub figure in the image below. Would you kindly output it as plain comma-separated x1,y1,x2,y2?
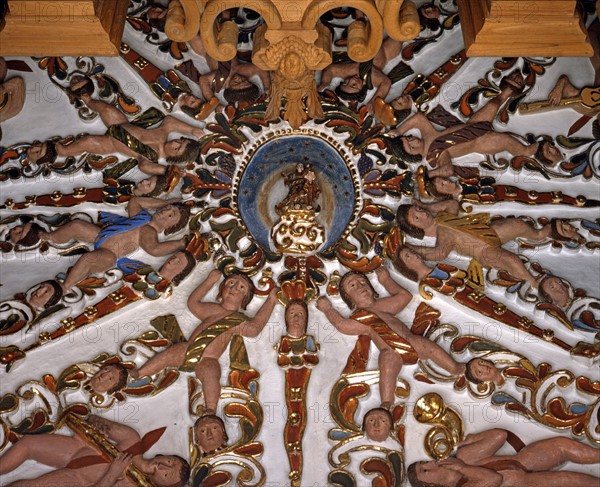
0,280,64,336
198,58,271,111
26,76,203,175
395,204,555,288
362,407,394,442
131,270,279,413
194,414,229,457
318,37,404,112
387,71,563,176
10,199,190,292
87,362,130,395
407,428,599,487
0,415,190,486
316,268,471,408
538,274,600,331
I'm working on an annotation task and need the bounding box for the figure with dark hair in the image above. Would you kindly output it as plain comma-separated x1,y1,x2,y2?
362,407,394,442
395,204,550,288
0,414,191,486
0,280,64,336
145,3,168,30
89,363,129,395
131,269,279,413
418,2,442,31
316,267,467,408
198,57,270,110
406,428,599,487
194,414,228,456
7,221,45,247
158,250,196,286
284,299,309,338
464,358,504,386
538,275,572,308
387,71,563,175
27,280,64,310
318,37,404,112
15,200,189,292
26,76,203,176
538,274,600,331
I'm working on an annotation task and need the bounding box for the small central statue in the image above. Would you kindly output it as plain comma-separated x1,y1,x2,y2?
272,163,325,254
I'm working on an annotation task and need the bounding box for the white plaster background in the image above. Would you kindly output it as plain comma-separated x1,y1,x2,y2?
1,3,600,486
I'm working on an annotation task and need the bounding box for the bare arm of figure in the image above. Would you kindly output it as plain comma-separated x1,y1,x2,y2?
439,458,503,487
187,269,224,320
406,239,450,262
138,158,168,176
236,63,271,92
373,267,412,313
456,429,508,463
316,297,371,336
87,416,141,450
92,453,133,487
199,72,216,100
240,287,279,338
317,64,349,91
139,226,185,257
127,197,178,217
415,199,460,216
388,112,431,137
80,94,129,127
370,67,392,102
160,115,204,138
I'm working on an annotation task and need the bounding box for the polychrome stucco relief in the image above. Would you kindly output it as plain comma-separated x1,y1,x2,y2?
1,1,599,486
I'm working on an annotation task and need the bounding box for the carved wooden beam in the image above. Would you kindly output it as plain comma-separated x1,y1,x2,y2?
0,0,128,56
457,0,593,57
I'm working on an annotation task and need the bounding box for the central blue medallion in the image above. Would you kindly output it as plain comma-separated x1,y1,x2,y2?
236,135,358,253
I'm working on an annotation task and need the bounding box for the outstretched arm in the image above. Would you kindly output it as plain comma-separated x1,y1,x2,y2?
318,63,351,91
236,62,271,92
241,287,279,338
406,241,450,262
456,429,508,463
139,226,185,257
373,266,412,313
436,457,503,487
316,297,371,336
370,67,392,103
187,269,224,320
138,158,168,176
80,93,129,127
388,112,431,137
161,115,204,138
415,198,460,216
127,196,180,217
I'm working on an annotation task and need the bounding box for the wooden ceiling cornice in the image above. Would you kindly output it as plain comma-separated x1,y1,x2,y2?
457,0,594,57
0,0,595,58
0,0,128,56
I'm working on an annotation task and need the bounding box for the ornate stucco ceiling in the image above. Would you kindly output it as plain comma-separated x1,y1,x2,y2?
1,1,599,486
